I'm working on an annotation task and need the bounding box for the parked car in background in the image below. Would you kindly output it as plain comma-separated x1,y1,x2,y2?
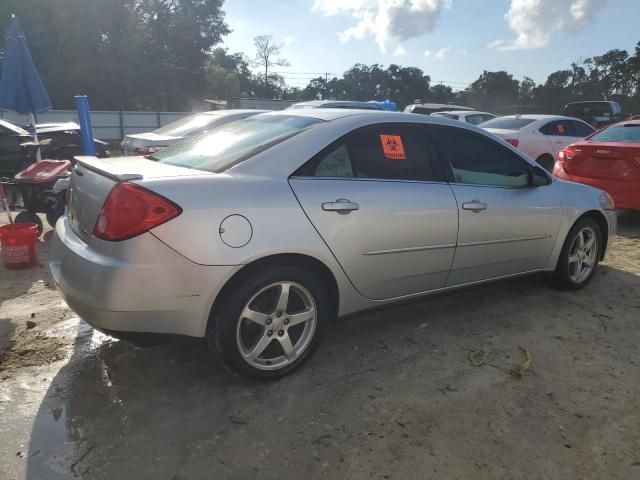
554,119,640,210
289,100,396,111
404,103,474,115
480,115,595,171
432,110,496,125
0,118,106,178
51,109,615,380
563,101,624,129
120,109,266,156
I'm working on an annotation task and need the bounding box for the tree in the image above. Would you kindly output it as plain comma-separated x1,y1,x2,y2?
252,35,289,98
467,71,520,111
518,77,536,105
0,0,230,110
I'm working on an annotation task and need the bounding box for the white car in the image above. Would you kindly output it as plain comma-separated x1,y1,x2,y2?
121,109,266,156
432,110,496,125
480,115,595,171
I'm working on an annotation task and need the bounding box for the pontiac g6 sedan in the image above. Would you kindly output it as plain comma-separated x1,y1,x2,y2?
50,110,616,379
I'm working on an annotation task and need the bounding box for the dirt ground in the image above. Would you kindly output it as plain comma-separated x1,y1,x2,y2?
1,211,639,480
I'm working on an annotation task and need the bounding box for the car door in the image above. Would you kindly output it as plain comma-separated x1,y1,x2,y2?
429,125,563,285
539,120,583,157
290,123,459,300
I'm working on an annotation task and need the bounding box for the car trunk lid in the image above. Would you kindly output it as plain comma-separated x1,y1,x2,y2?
563,142,640,181
68,156,210,242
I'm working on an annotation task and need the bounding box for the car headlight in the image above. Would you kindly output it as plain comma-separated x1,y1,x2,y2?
599,191,615,210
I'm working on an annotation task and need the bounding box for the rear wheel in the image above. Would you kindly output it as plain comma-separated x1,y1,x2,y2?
206,266,329,380
537,154,555,173
552,217,601,290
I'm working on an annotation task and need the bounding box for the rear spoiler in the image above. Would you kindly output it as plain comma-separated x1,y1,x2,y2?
74,156,143,181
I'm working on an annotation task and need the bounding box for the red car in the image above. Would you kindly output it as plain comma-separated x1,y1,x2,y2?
553,119,640,210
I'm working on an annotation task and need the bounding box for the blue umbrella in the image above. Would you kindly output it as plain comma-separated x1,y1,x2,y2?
0,15,51,115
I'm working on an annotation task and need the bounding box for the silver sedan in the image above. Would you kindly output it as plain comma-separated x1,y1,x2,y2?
50,109,616,379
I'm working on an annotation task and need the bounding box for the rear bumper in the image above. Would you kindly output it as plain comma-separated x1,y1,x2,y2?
554,168,640,211
49,216,238,337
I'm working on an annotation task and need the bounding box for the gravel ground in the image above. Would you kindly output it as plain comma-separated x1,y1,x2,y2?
0,211,639,480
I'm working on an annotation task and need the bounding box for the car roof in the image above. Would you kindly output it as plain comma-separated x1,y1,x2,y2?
496,114,587,122
201,109,268,116
290,100,382,110
256,108,382,121
434,110,493,116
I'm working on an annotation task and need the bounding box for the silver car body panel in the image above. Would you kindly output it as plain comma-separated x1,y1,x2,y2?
51,110,616,338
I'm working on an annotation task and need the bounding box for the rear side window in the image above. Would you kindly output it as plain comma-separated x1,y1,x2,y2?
295,124,443,182
433,113,459,120
466,114,494,125
590,124,640,142
479,117,536,130
430,126,531,188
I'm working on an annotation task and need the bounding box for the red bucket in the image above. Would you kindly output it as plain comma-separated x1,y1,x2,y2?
0,223,39,269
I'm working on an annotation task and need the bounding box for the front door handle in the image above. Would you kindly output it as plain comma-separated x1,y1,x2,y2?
462,200,488,213
322,198,359,214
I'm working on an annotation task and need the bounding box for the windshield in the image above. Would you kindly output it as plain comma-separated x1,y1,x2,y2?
479,117,536,130
151,115,322,172
153,113,228,137
590,124,640,143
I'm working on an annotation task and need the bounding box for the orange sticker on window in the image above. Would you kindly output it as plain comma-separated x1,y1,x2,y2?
380,134,406,160
557,124,566,134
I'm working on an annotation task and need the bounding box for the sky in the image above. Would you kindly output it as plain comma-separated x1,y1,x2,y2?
221,0,639,90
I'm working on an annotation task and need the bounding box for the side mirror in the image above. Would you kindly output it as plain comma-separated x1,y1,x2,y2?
531,166,551,187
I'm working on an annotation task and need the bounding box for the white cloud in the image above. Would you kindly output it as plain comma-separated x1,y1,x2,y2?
434,47,450,60
490,0,609,50
313,0,452,53
424,49,432,58
393,45,407,56
283,35,297,48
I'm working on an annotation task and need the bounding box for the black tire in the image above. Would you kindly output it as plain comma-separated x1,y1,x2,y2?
14,211,43,236
552,217,601,290
206,265,330,380
537,154,555,173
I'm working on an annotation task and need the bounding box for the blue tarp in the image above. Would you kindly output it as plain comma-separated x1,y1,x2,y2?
0,16,51,114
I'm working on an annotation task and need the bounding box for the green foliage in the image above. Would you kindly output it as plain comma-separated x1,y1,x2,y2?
0,0,229,110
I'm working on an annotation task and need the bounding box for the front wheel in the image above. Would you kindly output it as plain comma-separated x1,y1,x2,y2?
552,217,601,290
206,266,329,380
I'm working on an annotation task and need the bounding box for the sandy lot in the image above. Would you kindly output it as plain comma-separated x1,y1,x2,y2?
1,211,639,480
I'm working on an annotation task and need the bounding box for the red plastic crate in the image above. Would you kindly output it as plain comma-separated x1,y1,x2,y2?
14,160,72,184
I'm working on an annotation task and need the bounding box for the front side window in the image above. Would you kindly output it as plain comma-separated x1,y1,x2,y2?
152,115,322,172
467,114,494,125
433,113,459,120
540,120,572,137
431,126,531,188
296,124,442,182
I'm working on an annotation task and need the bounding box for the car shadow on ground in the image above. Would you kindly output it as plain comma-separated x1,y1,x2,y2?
24,263,640,479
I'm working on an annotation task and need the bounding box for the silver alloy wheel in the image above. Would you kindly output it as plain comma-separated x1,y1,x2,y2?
568,226,598,284
236,281,317,371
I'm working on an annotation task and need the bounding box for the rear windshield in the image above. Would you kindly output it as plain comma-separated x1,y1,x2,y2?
590,124,640,143
432,113,459,120
479,117,536,130
565,102,613,116
154,113,229,137
151,115,322,172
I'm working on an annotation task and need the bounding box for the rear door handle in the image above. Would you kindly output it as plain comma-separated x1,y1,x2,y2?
462,200,488,213
322,198,359,214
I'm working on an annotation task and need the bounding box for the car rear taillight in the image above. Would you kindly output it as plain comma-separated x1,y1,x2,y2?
505,139,519,148
134,145,167,155
93,183,181,241
558,148,577,160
